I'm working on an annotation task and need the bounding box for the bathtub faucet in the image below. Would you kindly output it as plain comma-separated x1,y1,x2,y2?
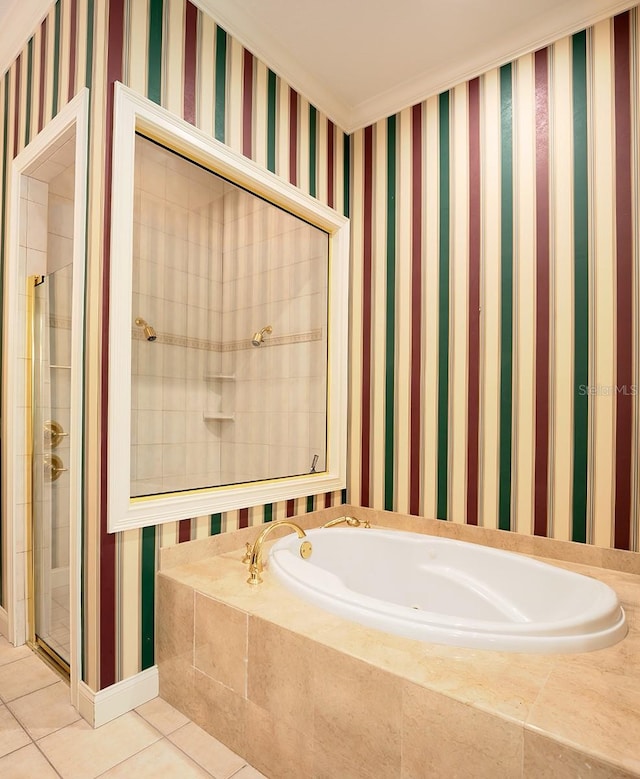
245,520,312,585
322,516,371,529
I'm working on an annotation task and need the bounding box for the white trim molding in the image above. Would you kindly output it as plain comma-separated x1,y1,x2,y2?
78,667,159,728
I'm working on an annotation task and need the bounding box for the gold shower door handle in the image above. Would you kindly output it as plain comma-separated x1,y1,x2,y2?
44,454,68,482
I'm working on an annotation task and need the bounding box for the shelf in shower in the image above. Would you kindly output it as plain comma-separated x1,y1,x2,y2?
50,364,71,369
204,374,235,381
203,412,235,421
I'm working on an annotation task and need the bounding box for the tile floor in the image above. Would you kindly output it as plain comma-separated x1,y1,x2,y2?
0,636,266,778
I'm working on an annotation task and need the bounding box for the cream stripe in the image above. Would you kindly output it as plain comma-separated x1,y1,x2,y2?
194,515,209,539
127,0,149,95
276,81,289,182
119,529,141,680
31,27,42,140
449,82,469,524
590,20,616,548
253,59,268,168
75,0,87,95
550,37,574,542
299,95,310,194
164,0,184,116
422,96,440,518
335,128,344,216
225,508,240,532
480,68,501,530
512,54,536,536
198,13,215,136
160,522,178,547
272,500,286,522
348,129,364,504
44,5,55,125
58,0,71,111
16,44,27,155
395,107,412,513
317,113,328,205
371,119,387,509
227,37,243,153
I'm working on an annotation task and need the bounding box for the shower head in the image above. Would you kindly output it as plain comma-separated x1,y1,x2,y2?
135,317,157,342
251,325,273,347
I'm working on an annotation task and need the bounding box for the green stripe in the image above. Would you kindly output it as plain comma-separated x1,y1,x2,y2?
147,0,163,105
498,63,514,532
341,488,347,505
264,503,273,523
436,91,450,520
52,0,61,117
306,495,315,513
24,37,34,146
85,0,95,88
309,105,317,197
210,513,222,535
266,70,276,172
384,115,397,511
140,526,156,669
572,31,589,544
214,26,227,143
0,74,9,607
343,133,350,217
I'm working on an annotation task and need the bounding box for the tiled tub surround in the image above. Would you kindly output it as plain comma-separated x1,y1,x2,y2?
157,508,640,779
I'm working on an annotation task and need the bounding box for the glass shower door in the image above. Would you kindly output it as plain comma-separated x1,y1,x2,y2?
31,268,72,671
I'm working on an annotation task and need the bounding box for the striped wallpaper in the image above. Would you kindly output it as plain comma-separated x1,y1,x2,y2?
0,0,638,692
350,10,640,554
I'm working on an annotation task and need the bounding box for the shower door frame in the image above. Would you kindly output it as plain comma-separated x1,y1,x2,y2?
3,90,89,709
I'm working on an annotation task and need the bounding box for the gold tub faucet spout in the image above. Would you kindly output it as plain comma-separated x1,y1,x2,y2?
246,520,312,585
322,516,371,529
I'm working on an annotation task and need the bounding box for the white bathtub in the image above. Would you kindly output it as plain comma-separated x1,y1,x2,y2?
268,526,627,653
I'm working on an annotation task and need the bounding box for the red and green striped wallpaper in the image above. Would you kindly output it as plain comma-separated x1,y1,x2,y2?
1,0,639,691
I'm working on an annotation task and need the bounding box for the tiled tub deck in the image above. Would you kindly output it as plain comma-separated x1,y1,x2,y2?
157,507,640,779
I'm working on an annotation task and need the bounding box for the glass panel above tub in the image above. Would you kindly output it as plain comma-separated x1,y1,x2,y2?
109,84,347,531
130,135,328,498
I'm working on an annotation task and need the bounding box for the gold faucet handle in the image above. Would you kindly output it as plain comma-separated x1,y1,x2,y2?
242,542,253,564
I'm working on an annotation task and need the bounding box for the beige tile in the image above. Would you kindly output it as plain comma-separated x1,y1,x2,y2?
0,638,33,667
524,729,638,778
230,767,268,779
98,738,211,778
527,659,640,771
156,575,195,667
401,681,523,779
158,660,196,720
0,655,59,702
169,721,246,778
246,617,314,727
8,680,79,740
0,704,31,758
311,643,403,779
37,711,162,779
135,696,190,736
0,743,61,778
194,594,247,693
189,669,248,758
242,700,312,779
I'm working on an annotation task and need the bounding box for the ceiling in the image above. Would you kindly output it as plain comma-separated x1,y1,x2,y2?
2,0,636,132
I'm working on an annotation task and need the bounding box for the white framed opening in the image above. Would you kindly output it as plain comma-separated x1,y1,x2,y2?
108,83,349,532
3,89,89,708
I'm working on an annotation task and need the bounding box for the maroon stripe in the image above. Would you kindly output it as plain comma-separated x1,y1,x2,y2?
68,0,78,101
324,491,333,508
533,49,550,538
361,126,373,506
183,2,198,124
13,53,21,158
327,119,335,208
288,88,298,185
38,16,47,132
100,0,125,690
239,508,249,529
286,499,295,518
613,12,633,550
242,48,253,158
178,519,191,543
409,103,423,515
467,78,481,527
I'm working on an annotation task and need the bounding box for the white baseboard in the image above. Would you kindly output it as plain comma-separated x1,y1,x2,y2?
0,608,8,640
78,666,159,728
